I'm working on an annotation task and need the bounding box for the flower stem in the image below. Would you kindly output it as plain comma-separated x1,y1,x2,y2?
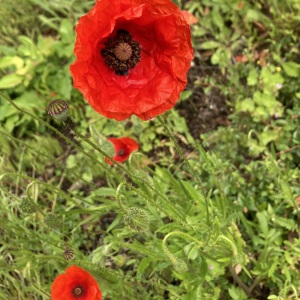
116,182,128,213
157,115,210,226
163,231,218,262
0,172,92,208
72,127,188,225
216,235,238,257
0,93,188,227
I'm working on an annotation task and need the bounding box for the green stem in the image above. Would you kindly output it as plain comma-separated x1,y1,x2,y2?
73,128,185,220
163,231,218,262
157,115,210,225
229,264,251,297
0,93,108,173
25,181,45,215
31,282,51,298
116,182,128,213
0,172,92,208
0,93,188,226
125,181,187,226
0,130,93,187
216,235,238,257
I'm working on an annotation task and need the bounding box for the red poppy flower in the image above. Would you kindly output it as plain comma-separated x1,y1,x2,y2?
105,137,139,164
70,0,193,121
181,10,198,25
51,265,102,300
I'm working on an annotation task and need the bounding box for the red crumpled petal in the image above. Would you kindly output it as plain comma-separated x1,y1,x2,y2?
181,10,198,25
51,265,102,300
105,137,139,164
70,0,193,121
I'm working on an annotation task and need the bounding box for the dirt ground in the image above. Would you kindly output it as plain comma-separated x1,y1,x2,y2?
177,63,231,139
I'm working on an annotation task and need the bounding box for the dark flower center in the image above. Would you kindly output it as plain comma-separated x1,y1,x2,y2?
101,29,141,76
72,285,85,298
114,42,132,61
117,149,126,157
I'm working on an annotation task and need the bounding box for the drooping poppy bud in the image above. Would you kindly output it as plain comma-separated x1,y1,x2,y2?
44,214,63,230
123,207,149,232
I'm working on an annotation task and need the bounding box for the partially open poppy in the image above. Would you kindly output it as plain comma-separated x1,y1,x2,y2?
70,0,193,121
105,137,139,164
51,265,102,300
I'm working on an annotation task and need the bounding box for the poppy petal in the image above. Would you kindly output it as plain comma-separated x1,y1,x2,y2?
105,137,139,164
181,10,198,25
70,0,193,121
51,266,102,300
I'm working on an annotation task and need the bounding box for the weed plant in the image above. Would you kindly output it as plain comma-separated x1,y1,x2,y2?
0,0,300,299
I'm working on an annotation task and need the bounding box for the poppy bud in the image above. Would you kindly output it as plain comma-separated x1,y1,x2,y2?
231,252,246,266
173,259,188,272
47,99,69,121
44,214,63,230
19,198,37,214
113,255,125,267
123,207,149,232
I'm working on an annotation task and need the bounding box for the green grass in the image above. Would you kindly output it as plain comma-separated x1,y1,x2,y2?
0,0,300,299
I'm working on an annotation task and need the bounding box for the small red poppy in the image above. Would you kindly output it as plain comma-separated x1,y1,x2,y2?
70,0,193,121
105,137,139,164
51,265,102,300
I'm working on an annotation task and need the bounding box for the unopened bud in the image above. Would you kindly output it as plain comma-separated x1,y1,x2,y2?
44,214,62,230
47,99,69,121
231,253,246,266
19,198,37,214
124,207,149,232
173,259,188,272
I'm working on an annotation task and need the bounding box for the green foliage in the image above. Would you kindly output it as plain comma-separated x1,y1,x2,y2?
1,0,300,299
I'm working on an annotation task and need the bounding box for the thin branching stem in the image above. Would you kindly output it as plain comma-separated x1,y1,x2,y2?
157,115,210,225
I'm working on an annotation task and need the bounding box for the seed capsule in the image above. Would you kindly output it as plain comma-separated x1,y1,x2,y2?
47,99,69,120
63,248,75,260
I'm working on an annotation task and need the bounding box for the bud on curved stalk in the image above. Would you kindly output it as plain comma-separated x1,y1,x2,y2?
19,197,37,214
123,207,149,232
44,214,63,230
173,259,188,272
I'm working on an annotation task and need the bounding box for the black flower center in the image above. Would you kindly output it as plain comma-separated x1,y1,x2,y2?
117,149,126,157
72,285,85,298
101,29,141,76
